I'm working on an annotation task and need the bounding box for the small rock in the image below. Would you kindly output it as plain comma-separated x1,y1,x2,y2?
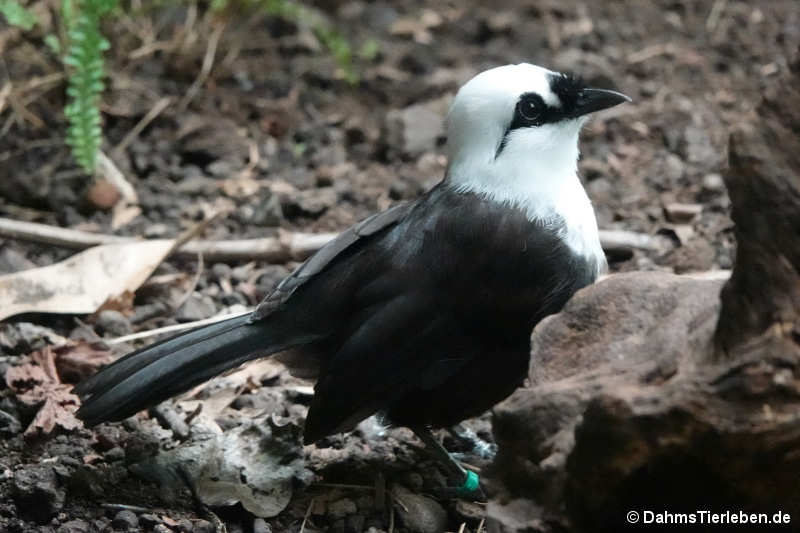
130,301,169,324
176,518,194,532
250,193,284,227
144,223,170,238
664,153,685,183
346,514,366,533
390,484,447,533
0,246,35,274
211,263,232,280
86,179,120,210
256,266,290,295
702,173,725,193
384,97,450,158
103,446,125,462
253,517,272,533
153,525,173,533
207,159,238,177
401,472,424,492
176,293,217,322
328,498,358,519
139,514,162,528
57,519,91,533
176,175,218,195
664,202,703,223
454,499,485,521
388,180,409,200
95,310,133,337
281,188,338,219
193,520,215,533
111,510,139,530
13,465,65,520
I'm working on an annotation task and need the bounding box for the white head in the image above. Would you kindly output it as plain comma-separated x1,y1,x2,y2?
445,63,629,268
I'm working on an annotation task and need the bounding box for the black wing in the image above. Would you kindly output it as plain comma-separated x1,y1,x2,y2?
251,201,413,321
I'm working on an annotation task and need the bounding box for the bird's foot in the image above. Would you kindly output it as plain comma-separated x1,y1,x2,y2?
432,469,485,500
448,423,497,460
412,426,487,500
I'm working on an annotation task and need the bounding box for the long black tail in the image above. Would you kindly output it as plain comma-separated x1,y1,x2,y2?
74,313,301,426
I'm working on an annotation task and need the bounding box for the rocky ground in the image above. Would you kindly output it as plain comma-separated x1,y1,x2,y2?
0,0,798,532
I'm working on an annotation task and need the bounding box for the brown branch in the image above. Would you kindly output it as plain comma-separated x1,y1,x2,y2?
0,216,670,266
0,216,337,263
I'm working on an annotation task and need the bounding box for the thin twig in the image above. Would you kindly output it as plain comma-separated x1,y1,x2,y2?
179,22,225,111
0,216,338,262
299,498,314,533
310,482,374,491
0,216,668,263
101,503,162,514
388,495,395,533
476,518,486,533
106,308,252,345
457,523,466,533
173,252,204,311
96,151,139,204
113,97,172,156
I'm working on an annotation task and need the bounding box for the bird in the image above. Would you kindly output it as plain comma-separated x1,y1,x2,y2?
74,63,630,495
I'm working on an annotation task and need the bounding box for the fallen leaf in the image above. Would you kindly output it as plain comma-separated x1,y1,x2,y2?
131,415,309,517
0,239,175,321
20,386,82,438
6,342,112,438
92,290,136,318
53,342,113,383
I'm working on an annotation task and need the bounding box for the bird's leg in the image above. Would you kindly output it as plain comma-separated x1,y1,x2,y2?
447,423,497,460
412,426,483,499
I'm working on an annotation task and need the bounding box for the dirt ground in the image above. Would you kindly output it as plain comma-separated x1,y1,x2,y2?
0,0,798,531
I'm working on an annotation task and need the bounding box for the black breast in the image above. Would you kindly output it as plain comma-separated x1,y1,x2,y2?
390,185,599,335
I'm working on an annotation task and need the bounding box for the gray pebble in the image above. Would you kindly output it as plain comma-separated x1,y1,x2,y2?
96,309,133,337
193,520,215,533
13,465,65,517
111,509,139,530
390,484,447,533
253,517,272,533
103,446,125,462
57,519,91,533
328,498,358,519
702,172,725,193
139,513,162,528
176,293,217,322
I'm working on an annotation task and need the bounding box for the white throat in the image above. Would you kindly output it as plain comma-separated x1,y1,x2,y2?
446,121,606,275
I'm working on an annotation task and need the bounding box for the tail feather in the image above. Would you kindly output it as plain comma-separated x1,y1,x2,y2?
74,314,306,426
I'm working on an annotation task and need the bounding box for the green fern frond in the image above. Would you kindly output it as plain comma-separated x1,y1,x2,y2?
63,0,117,174
0,0,38,30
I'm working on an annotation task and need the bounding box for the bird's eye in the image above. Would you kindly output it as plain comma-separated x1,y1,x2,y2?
519,100,541,122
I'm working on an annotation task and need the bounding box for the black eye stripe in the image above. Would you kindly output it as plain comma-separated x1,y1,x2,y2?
494,73,585,159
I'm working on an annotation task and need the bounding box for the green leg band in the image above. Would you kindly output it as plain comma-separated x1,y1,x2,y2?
457,470,480,495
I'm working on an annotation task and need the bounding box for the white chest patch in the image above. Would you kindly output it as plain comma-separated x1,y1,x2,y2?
447,122,606,277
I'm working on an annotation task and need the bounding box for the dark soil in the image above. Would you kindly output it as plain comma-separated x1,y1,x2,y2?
0,0,798,532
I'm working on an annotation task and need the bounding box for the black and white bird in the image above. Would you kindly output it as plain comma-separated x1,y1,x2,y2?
75,63,629,494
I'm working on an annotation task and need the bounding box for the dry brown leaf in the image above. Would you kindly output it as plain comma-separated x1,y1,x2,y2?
20,386,82,438
5,361,49,390
0,239,175,320
6,342,112,438
92,289,136,318
53,342,113,383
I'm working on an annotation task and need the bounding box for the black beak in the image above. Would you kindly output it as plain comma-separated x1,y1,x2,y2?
572,88,631,118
